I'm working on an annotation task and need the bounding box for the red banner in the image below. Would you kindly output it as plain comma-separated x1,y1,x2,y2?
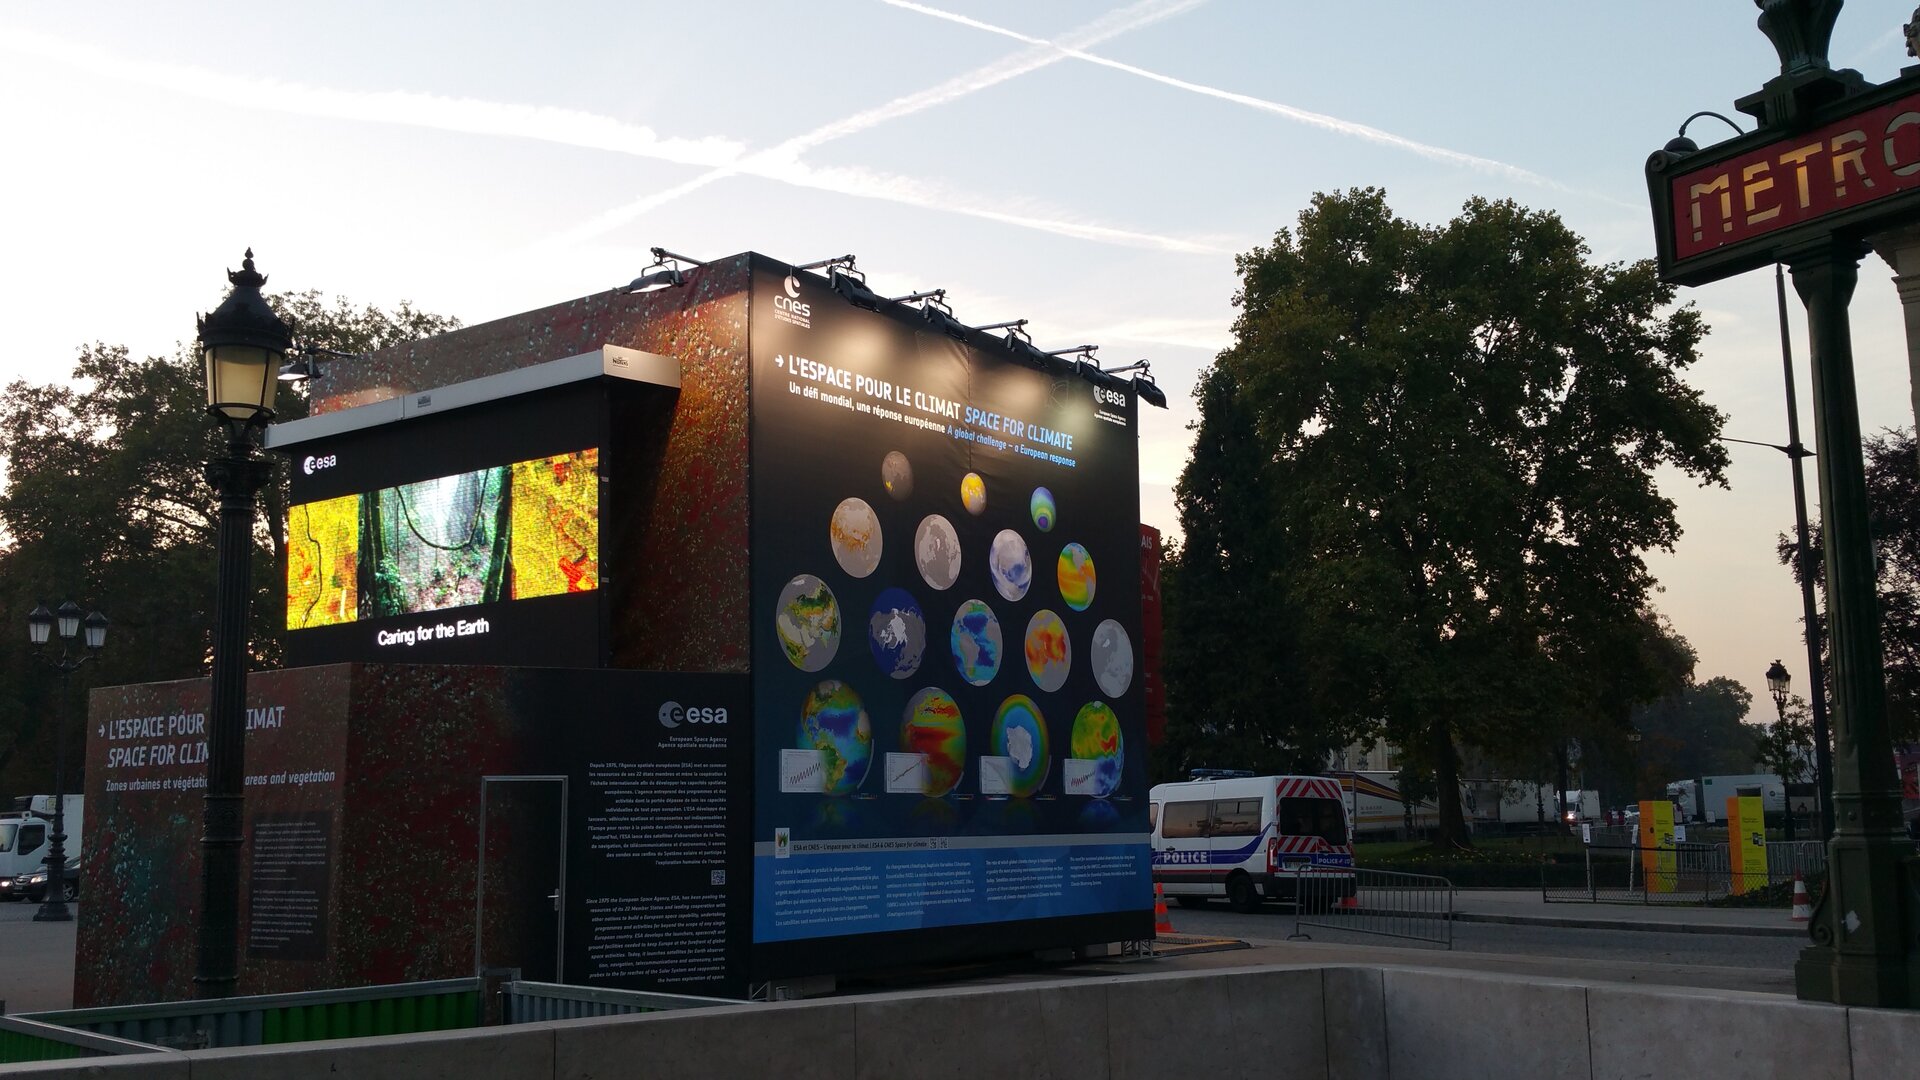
1140,524,1166,746
1669,89,1920,261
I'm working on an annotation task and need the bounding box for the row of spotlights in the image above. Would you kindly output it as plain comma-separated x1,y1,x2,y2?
624,249,1168,409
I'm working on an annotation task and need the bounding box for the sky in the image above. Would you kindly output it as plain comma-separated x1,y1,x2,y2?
1,1,1916,712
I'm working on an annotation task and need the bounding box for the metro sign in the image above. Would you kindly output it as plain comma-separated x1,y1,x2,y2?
1649,76,1920,286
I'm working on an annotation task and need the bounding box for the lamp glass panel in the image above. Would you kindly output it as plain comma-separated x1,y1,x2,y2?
56,605,80,641
205,343,278,419
84,613,107,650
27,609,51,646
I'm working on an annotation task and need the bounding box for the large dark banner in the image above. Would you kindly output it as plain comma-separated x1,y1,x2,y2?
542,671,752,995
79,666,753,1005
747,256,1152,974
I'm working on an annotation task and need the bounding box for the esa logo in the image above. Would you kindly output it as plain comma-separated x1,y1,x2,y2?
1093,385,1129,408
301,454,339,475
775,274,810,319
658,701,728,728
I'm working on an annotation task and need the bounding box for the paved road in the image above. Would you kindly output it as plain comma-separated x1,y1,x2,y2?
1163,899,1803,972
0,890,1807,1016
0,897,79,1014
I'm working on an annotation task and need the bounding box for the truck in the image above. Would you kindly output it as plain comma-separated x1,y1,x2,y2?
0,795,84,901
1560,790,1602,824
1666,776,1784,823
1329,771,1441,838
1463,779,1557,831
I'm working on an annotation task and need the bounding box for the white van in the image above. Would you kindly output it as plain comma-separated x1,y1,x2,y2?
1150,775,1354,912
0,796,82,901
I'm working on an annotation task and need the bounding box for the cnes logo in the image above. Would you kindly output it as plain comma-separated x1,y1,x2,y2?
775,274,810,319
658,701,728,728
301,454,339,476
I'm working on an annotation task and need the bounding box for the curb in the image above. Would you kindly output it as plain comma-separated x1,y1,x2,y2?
1453,910,1808,939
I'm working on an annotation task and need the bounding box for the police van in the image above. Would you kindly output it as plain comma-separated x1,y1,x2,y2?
1149,775,1354,912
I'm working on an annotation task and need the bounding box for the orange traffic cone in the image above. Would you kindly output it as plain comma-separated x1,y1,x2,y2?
1153,882,1175,935
1791,873,1812,923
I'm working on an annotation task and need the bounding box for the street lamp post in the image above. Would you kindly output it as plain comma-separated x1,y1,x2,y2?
25,601,107,922
1766,660,1796,841
192,249,290,998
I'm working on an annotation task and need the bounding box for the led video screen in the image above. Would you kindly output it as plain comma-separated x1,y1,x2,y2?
285,444,601,665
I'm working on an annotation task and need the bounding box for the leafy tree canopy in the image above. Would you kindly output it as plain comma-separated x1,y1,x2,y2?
0,292,458,796
1632,675,1759,784
1169,189,1727,845
1778,427,1920,743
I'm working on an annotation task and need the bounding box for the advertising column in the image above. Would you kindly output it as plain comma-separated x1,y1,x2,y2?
746,258,1151,976
1639,799,1676,895
1726,795,1769,896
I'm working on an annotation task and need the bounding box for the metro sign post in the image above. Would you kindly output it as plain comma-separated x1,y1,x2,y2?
1647,0,1920,1009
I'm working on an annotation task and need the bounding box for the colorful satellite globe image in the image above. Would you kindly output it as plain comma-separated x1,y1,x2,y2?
798,680,873,796
1024,609,1071,692
868,587,927,679
949,598,1004,686
881,450,913,500
991,695,1051,797
1030,487,1056,532
1057,542,1097,611
960,471,987,516
774,574,840,672
914,513,962,590
989,528,1033,602
1069,701,1124,798
1091,618,1134,697
901,687,966,796
830,497,883,578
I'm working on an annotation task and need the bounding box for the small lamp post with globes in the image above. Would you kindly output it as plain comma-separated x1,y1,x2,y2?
192,249,291,998
26,600,108,922
1766,659,1796,841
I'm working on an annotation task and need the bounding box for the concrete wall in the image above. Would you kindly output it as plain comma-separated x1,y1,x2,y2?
9,964,1920,1079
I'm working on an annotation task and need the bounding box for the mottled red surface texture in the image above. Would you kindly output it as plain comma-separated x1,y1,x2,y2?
75,665,532,1006
312,258,752,674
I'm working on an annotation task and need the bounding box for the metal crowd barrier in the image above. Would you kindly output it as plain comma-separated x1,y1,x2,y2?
1289,867,1454,949
1543,840,1827,904
500,981,738,1023
1767,839,1827,884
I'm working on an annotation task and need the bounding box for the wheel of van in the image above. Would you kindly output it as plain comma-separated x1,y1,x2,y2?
1226,873,1259,913
61,880,77,903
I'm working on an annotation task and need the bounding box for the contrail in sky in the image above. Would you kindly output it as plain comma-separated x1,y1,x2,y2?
0,27,745,168
551,0,1222,253
880,0,1578,195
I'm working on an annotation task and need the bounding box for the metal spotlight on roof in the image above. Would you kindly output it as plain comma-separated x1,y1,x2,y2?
1101,359,1169,409
918,295,971,341
625,247,705,294
829,263,885,310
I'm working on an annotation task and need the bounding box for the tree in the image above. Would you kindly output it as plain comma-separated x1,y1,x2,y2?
1756,694,1816,788
1632,676,1760,784
0,293,459,796
1182,189,1728,847
1162,364,1358,779
1778,427,1920,743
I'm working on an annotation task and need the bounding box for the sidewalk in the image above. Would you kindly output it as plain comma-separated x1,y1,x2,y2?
1450,888,1808,938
